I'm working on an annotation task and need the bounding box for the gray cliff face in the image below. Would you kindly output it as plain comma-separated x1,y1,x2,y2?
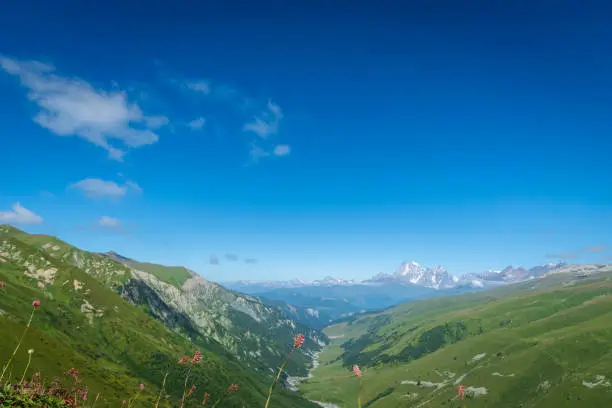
125,268,325,376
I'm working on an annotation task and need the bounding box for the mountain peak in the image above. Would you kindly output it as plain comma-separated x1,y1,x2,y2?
103,251,136,263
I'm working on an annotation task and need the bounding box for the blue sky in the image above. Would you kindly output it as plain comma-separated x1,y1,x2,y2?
0,1,611,281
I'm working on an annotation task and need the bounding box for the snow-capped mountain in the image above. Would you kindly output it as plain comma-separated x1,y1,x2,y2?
456,262,568,288
225,261,572,293
364,261,460,289
312,276,357,286
364,261,570,290
223,276,357,291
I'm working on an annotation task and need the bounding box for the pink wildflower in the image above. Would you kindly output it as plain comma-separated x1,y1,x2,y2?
202,392,210,405
122,400,126,405
178,355,189,365
228,384,239,393
353,364,361,377
191,350,202,365
66,368,79,379
187,385,196,397
0,281,5,288
140,383,144,390
293,334,305,349
458,384,465,400
32,300,40,308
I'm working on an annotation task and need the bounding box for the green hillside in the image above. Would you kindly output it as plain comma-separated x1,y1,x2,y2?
103,251,193,288
301,268,612,407
0,227,319,407
0,225,326,378
0,226,132,289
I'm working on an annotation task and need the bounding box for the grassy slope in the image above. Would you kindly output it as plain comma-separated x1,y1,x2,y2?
301,270,612,408
0,227,132,288
109,256,193,288
2,225,324,377
0,233,317,408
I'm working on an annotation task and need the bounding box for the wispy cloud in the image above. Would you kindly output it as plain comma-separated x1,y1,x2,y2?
163,64,290,163
545,252,577,260
225,254,239,262
98,216,121,228
243,100,292,162
585,245,606,253
144,115,170,129
248,143,271,162
184,79,210,94
209,255,220,265
0,202,43,225
69,178,142,200
243,100,283,138
124,180,143,194
545,245,608,261
244,258,258,264
0,55,168,161
273,144,291,157
248,142,291,162
188,117,206,131
171,74,241,104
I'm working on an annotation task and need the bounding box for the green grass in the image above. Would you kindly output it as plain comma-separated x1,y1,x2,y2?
0,229,319,408
301,271,612,407
1,225,325,379
119,261,192,288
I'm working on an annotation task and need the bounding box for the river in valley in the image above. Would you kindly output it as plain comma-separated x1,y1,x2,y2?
286,349,342,408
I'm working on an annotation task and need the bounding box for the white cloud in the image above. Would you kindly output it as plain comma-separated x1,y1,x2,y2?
243,99,283,138
585,245,606,253
98,216,120,228
545,252,577,260
124,180,143,194
249,143,270,162
185,80,210,94
160,63,290,164
69,178,141,200
273,144,291,156
0,55,167,161
0,203,43,225
144,115,170,129
249,142,291,162
209,254,220,265
188,117,206,130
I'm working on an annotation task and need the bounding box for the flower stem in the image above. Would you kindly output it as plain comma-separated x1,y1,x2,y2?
357,377,362,408
210,390,229,408
154,371,169,408
19,352,32,385
264,347,295,408
180,365,193,408
127,391,140,408
92,393,100,408
0,307,36,382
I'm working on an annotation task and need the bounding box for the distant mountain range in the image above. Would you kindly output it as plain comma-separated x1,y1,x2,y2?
366,260,573,289
225,260,570,291
223,260,586,328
